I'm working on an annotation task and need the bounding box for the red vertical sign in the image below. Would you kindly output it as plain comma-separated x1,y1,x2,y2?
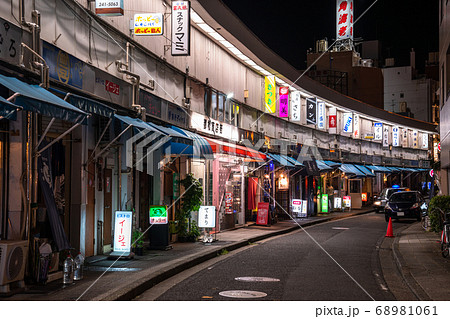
256,202,270,226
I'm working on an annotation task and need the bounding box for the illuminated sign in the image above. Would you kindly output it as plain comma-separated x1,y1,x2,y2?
301,200,308,217
422,133,428,149
198,206,216,228
374,122,383,141
149,206,168,224
171,1,191,56
292,199,302,214
113,211,132,253
343,113,353,133
392,126,400,147
290,91,301,121
334,197,342,209
361,193,367,202
343,196,351,208
190,111,239,141
256,202,270,225
264,76,276,113
329,107,337,134
353,114,360,138
383,126,390,147
306,98,317,125
278,174,289,190
95,0,124,16
336,0,354,40
134,13,163,35
321,194,329,213
317,102,325,129
279,87,289,118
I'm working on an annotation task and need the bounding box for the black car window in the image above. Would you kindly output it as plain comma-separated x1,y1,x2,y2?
390,192,416,202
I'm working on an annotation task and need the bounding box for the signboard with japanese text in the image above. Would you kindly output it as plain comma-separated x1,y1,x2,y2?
140,89,162,118
353,114,360,138
402,129,409,148
306,97,317,125
336,0,354,40
334,197,342,209
422,133,429,149
278,87,289,118
95,0,124,16
265,76,276,113
225,192,233,214
292,199,302,214
321,194,329,213
328,107,337,134
113,211,132,253
383,125,390,147
198,206,216,228
134,13,163,35
256,202,270,226
343,113,353,133
167,102,187,127
343,196,351,208
149,206,168,224
190,111,239,141
374,123,383,141
317,102,325,129
290,91,301,121
301,200,308,217
392,126,400,147
0,17,21,65
171,1,191,56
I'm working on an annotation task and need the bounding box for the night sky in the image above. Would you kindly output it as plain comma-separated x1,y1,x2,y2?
221,0,439,73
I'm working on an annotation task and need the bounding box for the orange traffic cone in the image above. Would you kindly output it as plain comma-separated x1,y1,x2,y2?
385,217,394,237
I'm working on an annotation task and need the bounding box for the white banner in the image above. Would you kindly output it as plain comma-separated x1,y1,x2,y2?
343,113,353,133
422,133,429,149
412,130,418,149
291,91,301,122
383,125,390,147
336,0,354,40
317,102,325,129
402,129,409,148
353,114,360,139
374,122,383,141
392,126,400,147
171,1,191,56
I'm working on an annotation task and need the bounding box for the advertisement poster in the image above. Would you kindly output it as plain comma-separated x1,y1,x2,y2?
149,206,168,224
134,13,163,35
225,192,233,214
256,202,270,226
113,211,132,253
321,194,329,213
343,196,351,208
198,206,216,228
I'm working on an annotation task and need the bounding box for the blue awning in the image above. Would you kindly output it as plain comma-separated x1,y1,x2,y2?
267,154,295,167
65,93,115,118
0,96,22,120
354,164,375,177
171,126,214,159
324,160,341,167
338,164,366,177
366,165,392,173
286,156,304,167
147,122,192,144
316,160,333,171
0,74,87,123
115,114,156,130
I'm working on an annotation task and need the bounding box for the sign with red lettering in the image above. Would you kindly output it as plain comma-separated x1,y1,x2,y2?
113,211,132,253
256,202,270,226
336,0,353,40
278,87,289,118
105,80,120,95
134,13,163,36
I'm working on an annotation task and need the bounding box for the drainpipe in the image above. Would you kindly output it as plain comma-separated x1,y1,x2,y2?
115,60,143,117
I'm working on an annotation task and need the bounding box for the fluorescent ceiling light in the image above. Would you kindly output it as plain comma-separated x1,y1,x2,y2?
219,40,234,48
253,65,265,72
261,70,272,76
190,10,204,24
244,59,257,66
236,54,249,61
228,47,242,55
197,23,216,34
209,32,225,41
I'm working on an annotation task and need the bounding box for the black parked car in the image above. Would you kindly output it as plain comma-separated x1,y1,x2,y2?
384,191,427,222
373,187,407,213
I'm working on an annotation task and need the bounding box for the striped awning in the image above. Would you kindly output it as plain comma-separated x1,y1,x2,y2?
204,137,267,161
171,126,214,159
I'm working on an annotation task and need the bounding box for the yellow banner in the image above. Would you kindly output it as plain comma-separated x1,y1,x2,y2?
264,76,276,113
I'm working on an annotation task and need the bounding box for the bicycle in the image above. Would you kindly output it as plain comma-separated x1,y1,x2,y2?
440,210,450,258
421,210,430,231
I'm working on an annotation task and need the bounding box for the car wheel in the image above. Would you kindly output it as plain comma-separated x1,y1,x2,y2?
385,214,389,222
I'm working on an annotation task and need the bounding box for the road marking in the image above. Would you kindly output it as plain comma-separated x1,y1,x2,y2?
332,227,350,230
235,277,280,282
219,290,267,298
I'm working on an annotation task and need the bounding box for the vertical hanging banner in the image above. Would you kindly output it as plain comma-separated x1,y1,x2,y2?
328,107,337,134
383,125,390,147
353,114,360,138
134,13,164,35
306,97,317,125
317,102,325,129
343,113,353,133
290,91,301,121
113,211,132,253
374,122,383,140
412,130,419,149
422,133,429,149
95,0,124,16
402,129,409,148
265,76,276,113
171,1,191,56
336,0,354,40
278,87,289,118
392,126,400,147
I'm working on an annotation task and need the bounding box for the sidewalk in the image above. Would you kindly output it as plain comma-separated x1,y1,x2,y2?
1,208,372,301
383,222,450,301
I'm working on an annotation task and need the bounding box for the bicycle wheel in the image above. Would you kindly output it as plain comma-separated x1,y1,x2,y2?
441,228,450,258
422,216,429,230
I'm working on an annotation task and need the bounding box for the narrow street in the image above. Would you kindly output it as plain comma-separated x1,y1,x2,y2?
135,213,410,301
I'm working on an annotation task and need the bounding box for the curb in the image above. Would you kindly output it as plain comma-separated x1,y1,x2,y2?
100,209,375,301
389,225,432,301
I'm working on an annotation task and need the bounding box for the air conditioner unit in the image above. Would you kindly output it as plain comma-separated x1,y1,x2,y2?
0,240,28,292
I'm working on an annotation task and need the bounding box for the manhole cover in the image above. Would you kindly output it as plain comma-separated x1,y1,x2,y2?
235,277,280,282
219,290,267,298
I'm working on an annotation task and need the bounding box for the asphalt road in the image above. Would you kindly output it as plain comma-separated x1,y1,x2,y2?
135,213,404,301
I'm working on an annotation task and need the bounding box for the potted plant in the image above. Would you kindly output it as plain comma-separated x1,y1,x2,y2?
177,174,203,242
132,229,145,256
